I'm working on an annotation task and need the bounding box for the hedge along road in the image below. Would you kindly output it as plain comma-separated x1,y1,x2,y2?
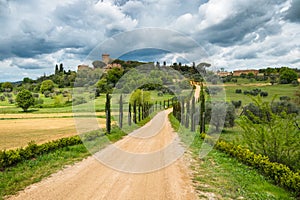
8,109,198,200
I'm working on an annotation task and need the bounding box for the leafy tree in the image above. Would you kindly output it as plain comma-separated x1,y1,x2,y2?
96,78,111,94
247,72,255,79
279,67,298,84
205,102,235,132
106,67,124,87
16,89,35,112
40,80,55,94
2,82,13,92
129,89,150,105
23,77,34,84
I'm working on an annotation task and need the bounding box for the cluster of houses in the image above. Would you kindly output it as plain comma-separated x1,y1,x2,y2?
217,69,260,77
78,53,262,78
77,54,122,71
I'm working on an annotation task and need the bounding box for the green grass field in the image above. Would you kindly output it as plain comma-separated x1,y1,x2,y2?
224,84,299,105
169,114,297,199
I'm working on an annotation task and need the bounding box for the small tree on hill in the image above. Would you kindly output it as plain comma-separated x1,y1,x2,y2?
279,67,297,84
2,82,13,92
16,89,35,112
40,80,55,94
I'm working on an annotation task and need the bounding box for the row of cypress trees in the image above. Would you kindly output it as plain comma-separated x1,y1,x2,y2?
105,93,174,134
172,83,206,134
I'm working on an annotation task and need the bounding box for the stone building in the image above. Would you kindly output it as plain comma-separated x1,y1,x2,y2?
233,69,259,76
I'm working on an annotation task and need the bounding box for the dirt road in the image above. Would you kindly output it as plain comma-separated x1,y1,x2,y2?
8,110,198,200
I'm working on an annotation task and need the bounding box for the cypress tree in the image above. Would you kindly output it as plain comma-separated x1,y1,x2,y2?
138,103,141,122
199,83,205,133
128,103,132,126
133,100,137,124
105,93,111,134
119,94,123,128
181,97,185,125
59,63,64,73
191,97,196,131
55,64,59,75
185,100,190,128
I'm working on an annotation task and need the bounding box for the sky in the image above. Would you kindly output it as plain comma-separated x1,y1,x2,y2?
0,0,300,82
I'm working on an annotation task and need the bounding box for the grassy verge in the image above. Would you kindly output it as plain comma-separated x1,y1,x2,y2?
0,112,157,200
168,114,296,200
0,144,89,199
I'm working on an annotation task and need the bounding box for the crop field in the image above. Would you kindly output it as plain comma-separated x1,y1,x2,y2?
0,115,106,150
0,89,174,150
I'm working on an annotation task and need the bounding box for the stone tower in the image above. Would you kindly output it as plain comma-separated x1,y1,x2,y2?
102,53,110,64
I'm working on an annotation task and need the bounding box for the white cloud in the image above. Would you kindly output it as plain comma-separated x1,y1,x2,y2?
0,0,299,81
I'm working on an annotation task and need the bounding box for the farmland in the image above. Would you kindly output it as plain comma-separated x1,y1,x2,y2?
0,65,299,199
0,90,174,150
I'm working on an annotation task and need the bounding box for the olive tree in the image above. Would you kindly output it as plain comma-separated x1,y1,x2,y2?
40,80,55,94
16,89,35,112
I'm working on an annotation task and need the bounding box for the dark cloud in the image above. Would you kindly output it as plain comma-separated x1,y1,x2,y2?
285,0,300,23
199,1,282,47
0,0,299,82
234,51,258,60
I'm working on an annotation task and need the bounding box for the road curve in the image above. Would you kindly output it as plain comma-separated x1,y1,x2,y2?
8,109,198,200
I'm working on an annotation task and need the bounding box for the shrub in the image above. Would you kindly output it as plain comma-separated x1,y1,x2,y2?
4,92,12,98
34,98,44,106
238,98,300,171
235,89,242,94
73,96,87,105
0,136,82,170
54,95,63,106
243,90,249,95
215,141,300,194
8,98,14,104
2,82,13,92
44,91,51,98
280,96,291,101
0,96,5,101
54,89,61,95
271,101,299,115
32,93,39,98
205,86,222,95
260,91,268,97
291,80,299,86
280,79,288,84
231,100,242,108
